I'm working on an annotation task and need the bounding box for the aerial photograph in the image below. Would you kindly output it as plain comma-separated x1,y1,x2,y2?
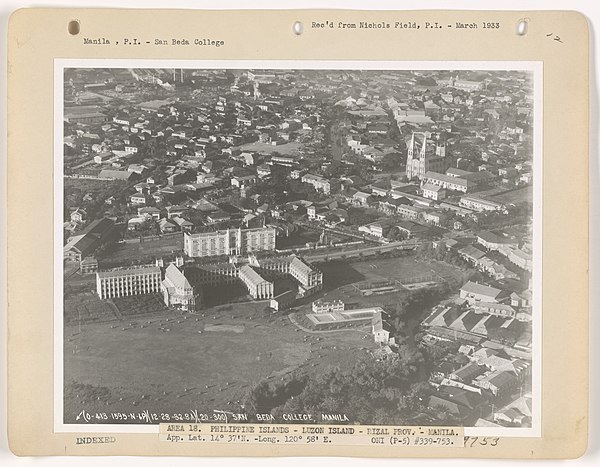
61,67,535,429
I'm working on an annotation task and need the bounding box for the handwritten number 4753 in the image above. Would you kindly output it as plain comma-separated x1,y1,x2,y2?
464,436,500,447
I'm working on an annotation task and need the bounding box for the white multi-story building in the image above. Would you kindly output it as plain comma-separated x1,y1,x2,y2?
312,300,345,314
96,265,161,299
301,174,331,194
460,195,505,212
421,183,446,201
422,171,473,193
506,248,533,272
184,227,276,258
238,265,274,299
256,255,323,297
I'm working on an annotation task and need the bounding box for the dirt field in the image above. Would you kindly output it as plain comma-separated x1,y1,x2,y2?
489,186,533,205
98,235,184,268
63,302,376,423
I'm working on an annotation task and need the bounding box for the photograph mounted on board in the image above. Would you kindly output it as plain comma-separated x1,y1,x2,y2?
56,61,541,437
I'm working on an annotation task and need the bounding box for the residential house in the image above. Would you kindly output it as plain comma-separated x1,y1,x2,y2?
421,210,446,226
448,363,486,385
473,370,519,399
352,191,372,207
359,221,389,238
506,248,532,272
231,174,257,189
172,216,194,232
397,204,422,221
421,183,446,201
477,231,519,252
428,386,486,420
395,221,430,239
458,245,487,264
477,257,519,280
302,174,332,195
70,208,87,224
378,197,410,215
127,216,147,231
137,206,161,220
129,193,148,206
166,205,188,219
372,311,394,344
158,218,178,233
460,281,505,304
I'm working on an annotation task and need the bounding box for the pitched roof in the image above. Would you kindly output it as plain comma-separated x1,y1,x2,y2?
158,218,176,227
431,386,485,410
423,171,472,188
172,217,194,227
452,311,485,332
64,218,115,256
164,264,192,290
84,217,115,237
422,183,444,192
479,370,518,389
98,169,134,180
238,264,269,287
461,281,503,299
451,363,485,382
289,256,315,276
459,245,487,261
64,234,97,256
427,305,464,328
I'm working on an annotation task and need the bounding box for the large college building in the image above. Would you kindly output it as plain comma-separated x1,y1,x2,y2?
238,264,274,299
95,252,322,313
183,226,276,258
255,255,323,297
96,264,161,299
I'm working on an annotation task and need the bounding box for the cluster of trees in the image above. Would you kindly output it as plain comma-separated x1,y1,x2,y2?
488,322,524,346
345,207,380,227
417,338,462,367
384,281,456,335
415,243,469,270
64,179,130,222
386,227,409,242
244,351,441,425
380,152,406,173
246,164,325,206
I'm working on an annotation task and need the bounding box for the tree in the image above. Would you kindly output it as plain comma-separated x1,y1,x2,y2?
346,207,380,227
388,227,408,242
245,352,432,425
488,322,523,346
381,152,406,172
